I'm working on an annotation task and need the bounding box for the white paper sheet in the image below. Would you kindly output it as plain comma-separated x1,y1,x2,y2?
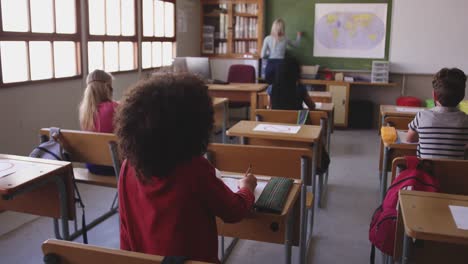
395,107,425,113
0,161,16,179
302,102,323,109
253,124,301,134
449,205,468,230
397,130,417,144
221,177,268,202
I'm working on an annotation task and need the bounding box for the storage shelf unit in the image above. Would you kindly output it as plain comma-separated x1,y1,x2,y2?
200,0,264,59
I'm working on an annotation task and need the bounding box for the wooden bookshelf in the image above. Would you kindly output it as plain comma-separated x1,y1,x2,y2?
200,0,264,59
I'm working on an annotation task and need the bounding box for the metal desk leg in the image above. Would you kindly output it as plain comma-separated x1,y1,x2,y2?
284,202,294,264
402,233,412,264
380,146,389,202
299,157,309,264
222,101,229,144
220,237,238,264
307,144,319,253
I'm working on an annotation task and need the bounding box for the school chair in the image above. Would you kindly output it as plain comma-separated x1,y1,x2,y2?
227,64,256,119
42,239,210,264
207,143,312,264
392,158,468,264
254,109,330,208
39,128,120,240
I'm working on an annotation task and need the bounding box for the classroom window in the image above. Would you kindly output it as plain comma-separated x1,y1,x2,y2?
0,0,80,85
87,0,137,72
142,0,176,69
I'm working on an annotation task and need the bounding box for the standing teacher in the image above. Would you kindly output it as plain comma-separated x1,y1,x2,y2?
261,18,302,84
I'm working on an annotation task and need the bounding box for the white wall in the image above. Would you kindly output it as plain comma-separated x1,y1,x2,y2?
0,0,201,156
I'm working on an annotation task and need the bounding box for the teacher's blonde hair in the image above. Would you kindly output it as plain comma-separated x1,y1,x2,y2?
270,18,286,45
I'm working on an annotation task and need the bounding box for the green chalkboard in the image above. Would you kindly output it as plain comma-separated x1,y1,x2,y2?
265,0,392,71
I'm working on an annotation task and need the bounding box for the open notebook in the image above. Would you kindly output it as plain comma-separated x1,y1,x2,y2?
221,176,268,202
396,130,418,144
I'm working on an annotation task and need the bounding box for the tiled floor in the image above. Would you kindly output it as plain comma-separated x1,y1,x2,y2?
0,129,382,264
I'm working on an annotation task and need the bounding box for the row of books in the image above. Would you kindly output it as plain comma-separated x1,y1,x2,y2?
234,41,257,54
218,13,229,39
234,3,258,15
215,43,228,55
234,17,258,39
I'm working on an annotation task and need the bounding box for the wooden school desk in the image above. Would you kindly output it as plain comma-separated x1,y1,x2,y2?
0,154,76,240
308,91,332,103
397,191,468,264
379,105,426,129
207,83,268,120
217,174,301,264
226,121,322,251
212,97,229,143
315,103,335,151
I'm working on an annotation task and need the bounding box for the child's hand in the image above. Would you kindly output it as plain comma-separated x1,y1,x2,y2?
238,173,257,193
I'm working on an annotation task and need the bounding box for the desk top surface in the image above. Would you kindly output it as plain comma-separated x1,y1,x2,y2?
308,91,332,98
400,190,468,245
315,102,334,112
207,83,268,92
300,79,398,87
227,120,322,143
0,154,71,195
212,97,229,106
380,105,427,117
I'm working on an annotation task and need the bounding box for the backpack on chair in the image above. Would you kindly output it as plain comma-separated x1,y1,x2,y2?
369,156,439,263
30,127,88,244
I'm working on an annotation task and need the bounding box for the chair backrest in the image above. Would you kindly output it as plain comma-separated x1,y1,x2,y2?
383,116,413,130
207,143,312,180
227,64,256,83
39,128,118,166
42,239,210,264
391,157,468,195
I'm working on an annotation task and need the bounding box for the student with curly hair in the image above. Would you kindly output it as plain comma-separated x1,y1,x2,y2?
407,68,468,159
115,73,257,263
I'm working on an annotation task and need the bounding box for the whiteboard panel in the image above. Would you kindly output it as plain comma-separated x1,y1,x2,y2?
389,0,468,74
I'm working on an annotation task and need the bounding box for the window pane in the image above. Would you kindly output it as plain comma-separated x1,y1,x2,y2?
154,0,164,37
0,42,28,83
142,0,153,37
30,41,53,80
30,0,54,33
162,42,173,66
142,42,152,69
104,42,119,72
119,42,134,71
121,0,135,36
89,0,105,35
164,2,175,38
106,0,121,36
55,0,76,34
54,42,77,78
1,0,29,32
152,42,162,67
88,42,104,71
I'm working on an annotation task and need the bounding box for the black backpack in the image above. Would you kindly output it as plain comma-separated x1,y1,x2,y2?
30,127,88,244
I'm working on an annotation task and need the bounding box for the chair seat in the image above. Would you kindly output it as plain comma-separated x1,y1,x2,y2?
73,168,117,188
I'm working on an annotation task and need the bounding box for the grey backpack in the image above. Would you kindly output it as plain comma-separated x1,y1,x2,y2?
30,127,88,244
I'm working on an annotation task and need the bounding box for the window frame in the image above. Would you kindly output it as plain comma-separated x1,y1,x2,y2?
85,0,139,74
0,0,83,87
141,0,177,70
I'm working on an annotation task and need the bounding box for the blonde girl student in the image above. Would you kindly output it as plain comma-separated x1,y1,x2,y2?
78,69,118,175
261,18,302,84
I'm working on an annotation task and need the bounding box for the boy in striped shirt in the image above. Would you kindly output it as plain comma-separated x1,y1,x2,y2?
406,68,468,159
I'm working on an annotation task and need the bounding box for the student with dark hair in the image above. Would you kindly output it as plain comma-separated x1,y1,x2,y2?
269,58,316,110
407,67,468,159
115,73,257,263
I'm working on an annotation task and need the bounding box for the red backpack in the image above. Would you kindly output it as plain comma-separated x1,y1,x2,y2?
369,156,439,262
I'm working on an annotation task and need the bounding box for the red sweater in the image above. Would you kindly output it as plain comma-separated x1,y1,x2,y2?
118,156,255,263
